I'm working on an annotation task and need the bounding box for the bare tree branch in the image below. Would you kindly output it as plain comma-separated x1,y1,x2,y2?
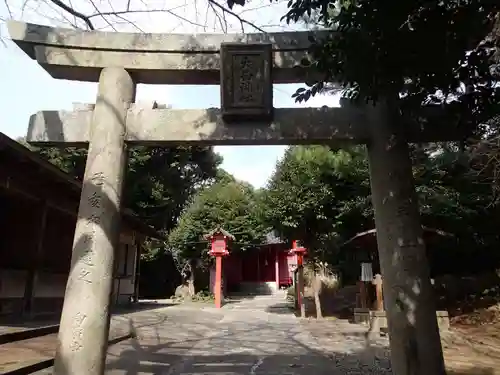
3,0,13,18
47,0,94,29
9,0,271,42
209,1,228,32
87,7,187,19
111,13,146,33
67,0,78,28
87,7,212,30
207,0,267,33
42,0,80,28
87,0,117,31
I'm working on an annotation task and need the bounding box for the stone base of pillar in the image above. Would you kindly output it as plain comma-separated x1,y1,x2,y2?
354,309,450,334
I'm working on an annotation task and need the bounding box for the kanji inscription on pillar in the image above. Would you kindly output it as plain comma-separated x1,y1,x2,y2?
220,43,273,122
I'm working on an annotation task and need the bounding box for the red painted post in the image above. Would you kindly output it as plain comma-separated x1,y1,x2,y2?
204,228,233,309
297,251,304,313
289,240,307,317
214,255,223,308
275,248,280,290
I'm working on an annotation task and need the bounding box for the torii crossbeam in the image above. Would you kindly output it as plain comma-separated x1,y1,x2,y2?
9,20,449,375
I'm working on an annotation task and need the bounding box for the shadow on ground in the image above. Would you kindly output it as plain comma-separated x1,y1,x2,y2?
101,320,496,375
223,295,257,304
264,302,296,315
264,300,353,321
105,319,388,375
0,301,175,331
113,301,177,314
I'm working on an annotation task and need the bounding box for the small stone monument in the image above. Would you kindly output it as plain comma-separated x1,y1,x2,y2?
372,274,384,311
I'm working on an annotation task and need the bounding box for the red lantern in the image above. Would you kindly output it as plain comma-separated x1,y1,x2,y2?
209,234,230,256
289,240,307,256
289,240,307,267
204,228,234,257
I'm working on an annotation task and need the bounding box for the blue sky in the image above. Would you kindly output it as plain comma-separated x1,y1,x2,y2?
0,0,339,188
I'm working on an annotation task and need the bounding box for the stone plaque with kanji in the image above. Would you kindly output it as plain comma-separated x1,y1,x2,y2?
220,43,273,122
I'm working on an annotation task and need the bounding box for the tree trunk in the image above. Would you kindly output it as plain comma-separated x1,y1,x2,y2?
297,266,306,318
187,259,196,297
313,273,323,319
366,98,446,375
187,278,195,298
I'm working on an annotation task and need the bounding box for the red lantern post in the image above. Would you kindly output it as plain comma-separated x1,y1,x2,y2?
205,228,234,308
289,240,307,317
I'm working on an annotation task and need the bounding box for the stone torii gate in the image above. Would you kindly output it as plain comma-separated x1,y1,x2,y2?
8,21,459,375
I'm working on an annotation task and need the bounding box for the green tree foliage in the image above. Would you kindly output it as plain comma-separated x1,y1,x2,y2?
262,145,371,260
262,142,500,272
415,145,500,247
16,138,221,232
125,146,221,231
168,177,267,266
410,143,500,276
284,1,500,123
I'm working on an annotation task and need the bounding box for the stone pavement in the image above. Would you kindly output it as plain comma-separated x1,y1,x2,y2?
33,294,391,375
28,294,393,374
11,295,500,375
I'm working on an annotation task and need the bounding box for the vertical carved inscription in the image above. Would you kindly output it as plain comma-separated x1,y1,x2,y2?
77,171,106,284
220,43,273,122
233,54,262,105
70,312,87,352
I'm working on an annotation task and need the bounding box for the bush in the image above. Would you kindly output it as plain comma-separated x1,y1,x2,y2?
191,290,215,302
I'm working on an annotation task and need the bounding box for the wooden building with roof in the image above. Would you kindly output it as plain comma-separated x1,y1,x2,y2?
223,231,296,295
0,132,161,318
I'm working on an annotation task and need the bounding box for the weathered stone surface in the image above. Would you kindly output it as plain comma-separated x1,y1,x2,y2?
365,100,446,375
27,106,464,147
174,284,192,299
53,67,136,375
7,21,327,53
27,107,367,146
220,43,273,122
103,296,392,375
7,21,328,84
32,297,500,375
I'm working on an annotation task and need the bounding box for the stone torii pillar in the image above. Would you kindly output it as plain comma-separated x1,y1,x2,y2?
57,67,135,375
8,21,461,375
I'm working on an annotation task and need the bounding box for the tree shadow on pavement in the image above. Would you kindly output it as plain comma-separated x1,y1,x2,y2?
101,319,496,375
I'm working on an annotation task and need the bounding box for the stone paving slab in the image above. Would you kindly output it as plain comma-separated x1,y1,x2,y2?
18,298,500,375
29,295,393,375
14,295,500,375
0,306,164,373
102,295,392,375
